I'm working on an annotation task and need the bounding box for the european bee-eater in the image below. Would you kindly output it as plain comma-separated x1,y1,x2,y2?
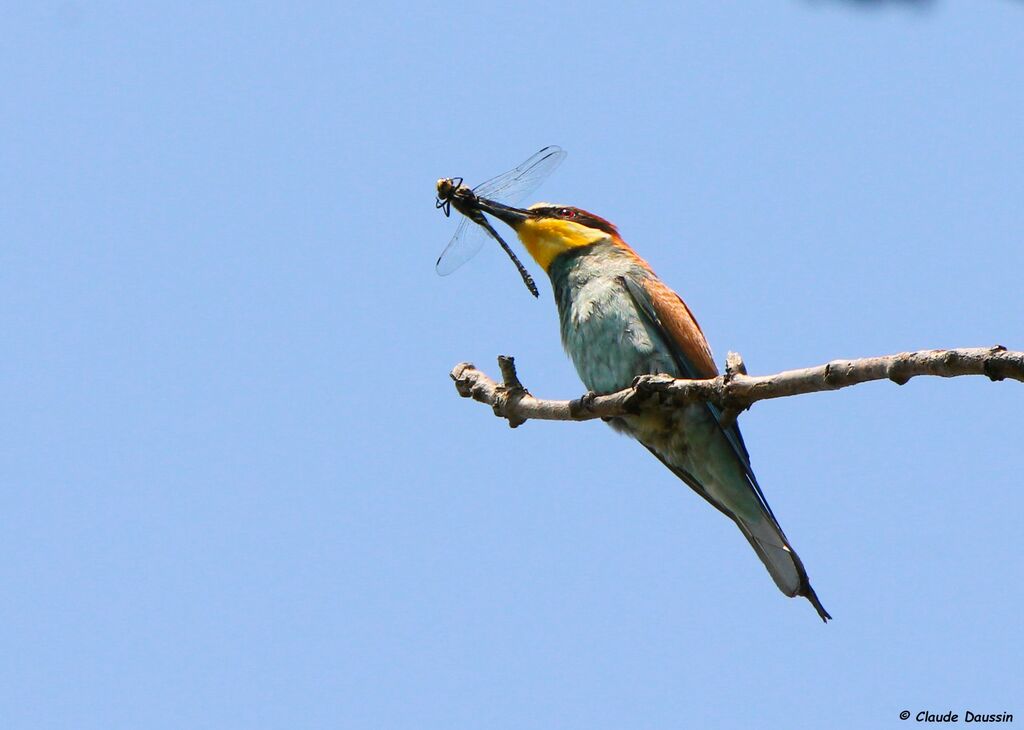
470,196,830,622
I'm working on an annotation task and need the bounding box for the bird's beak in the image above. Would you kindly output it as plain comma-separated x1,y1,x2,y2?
473,196,532,229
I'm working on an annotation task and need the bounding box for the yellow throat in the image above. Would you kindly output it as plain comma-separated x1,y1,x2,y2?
515,216,610,271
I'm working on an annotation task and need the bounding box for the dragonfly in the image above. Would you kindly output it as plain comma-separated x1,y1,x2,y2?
435,145,567,297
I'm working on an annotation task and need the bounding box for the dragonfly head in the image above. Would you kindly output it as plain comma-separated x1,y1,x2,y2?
435,177,463,201
435,177,466,216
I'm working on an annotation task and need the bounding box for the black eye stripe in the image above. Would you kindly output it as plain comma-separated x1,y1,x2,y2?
535,206,618,236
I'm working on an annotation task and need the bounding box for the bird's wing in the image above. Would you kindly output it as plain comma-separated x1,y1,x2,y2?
619,275,757,478
620,275,831,621
628,276,718,379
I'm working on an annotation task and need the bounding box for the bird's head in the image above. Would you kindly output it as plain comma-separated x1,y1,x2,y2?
474,198,620,271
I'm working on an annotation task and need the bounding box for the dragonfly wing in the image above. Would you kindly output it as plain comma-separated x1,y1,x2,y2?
435,216,486,275
474,145,567,206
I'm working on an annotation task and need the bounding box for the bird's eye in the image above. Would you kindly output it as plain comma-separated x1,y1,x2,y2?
559,208,576,219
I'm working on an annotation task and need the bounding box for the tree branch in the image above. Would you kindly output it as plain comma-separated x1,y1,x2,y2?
449,346,1023,428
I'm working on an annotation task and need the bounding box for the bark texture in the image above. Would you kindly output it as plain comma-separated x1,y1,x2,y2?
449,346,1023,428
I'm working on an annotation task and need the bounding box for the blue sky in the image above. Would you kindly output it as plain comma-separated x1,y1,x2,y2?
2,2,1022,728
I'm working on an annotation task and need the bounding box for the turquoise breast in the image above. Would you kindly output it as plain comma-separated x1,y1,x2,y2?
548,243,680,395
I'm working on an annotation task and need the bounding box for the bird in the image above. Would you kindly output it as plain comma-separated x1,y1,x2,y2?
471,196,831,622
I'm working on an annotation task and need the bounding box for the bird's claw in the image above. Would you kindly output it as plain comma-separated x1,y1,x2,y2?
569,390,599,418
623,374,666,414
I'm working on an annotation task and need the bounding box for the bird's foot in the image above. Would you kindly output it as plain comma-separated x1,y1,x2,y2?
623,374,670,414
569,390,600,418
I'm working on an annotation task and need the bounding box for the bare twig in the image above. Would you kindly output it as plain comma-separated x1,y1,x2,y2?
449,346,1023,426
